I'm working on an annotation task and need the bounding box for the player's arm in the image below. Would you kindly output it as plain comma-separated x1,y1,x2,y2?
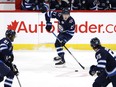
0,43,10,56
45,10,61,22
89,51,106,76
67,19,75,35
45,11,61,32
0,40,14,63
0,43,19,75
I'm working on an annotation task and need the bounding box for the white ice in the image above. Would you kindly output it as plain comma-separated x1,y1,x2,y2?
0,48,113,87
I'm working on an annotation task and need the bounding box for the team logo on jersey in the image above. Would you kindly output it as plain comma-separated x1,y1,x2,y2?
69,19,73,23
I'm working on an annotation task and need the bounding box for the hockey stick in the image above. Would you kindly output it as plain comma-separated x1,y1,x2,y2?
16,75,22,87
52,32,85,69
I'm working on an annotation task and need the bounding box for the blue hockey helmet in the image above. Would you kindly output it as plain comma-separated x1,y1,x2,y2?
5,29,16,38
62,8,70,14
90,37,101,49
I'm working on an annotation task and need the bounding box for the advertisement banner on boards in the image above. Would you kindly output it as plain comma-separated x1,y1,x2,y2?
0,12,116,44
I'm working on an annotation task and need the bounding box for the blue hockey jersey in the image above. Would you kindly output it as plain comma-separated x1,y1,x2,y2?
0,38,14,64
95,46,116,77
45,11,75,37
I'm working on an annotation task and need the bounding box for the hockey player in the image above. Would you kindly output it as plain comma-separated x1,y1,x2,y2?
45,8,75,65
21,0,37,10
21,0,48,13
89,0,110,10
89,37,116,87
50,0,61,10
98,0,110,10
72,0,87,10
0,29,19,87
50,0,71,10
61,0,71,9
110,0,116,10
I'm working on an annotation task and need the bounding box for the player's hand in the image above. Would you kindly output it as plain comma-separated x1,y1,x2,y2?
46,22,52,32
60,40,66,46
12,64,19,76
89,65,97,76
5,54,14,63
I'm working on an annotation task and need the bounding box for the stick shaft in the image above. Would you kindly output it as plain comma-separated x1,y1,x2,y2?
16,76,22,87
52,32,85,69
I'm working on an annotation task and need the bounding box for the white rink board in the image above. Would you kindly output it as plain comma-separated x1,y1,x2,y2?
0,12,116,44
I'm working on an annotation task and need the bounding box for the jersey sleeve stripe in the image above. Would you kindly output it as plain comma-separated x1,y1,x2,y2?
107,67,116,77
0,47,8,51
98,60,106,63
0,44,7,47
97,64,106,68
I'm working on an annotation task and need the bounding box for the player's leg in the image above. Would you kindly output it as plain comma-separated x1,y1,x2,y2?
0,60,14,87
54,33,72,65
93,72,110,87
0,61,10,79
110,75,116,87
4,71,14,87
54,35,65,65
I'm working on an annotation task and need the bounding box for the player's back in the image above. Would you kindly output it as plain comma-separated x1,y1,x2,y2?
96,47,116,76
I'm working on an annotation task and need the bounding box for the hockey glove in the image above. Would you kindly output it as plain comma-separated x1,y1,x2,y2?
11,64,19,76
60,39,66,46
89,65,97,76
46,22,52,32
5,54,14,63
96,71,102,76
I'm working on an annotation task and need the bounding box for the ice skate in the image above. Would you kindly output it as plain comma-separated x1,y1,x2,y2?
55,60,65,65
54,56,62,61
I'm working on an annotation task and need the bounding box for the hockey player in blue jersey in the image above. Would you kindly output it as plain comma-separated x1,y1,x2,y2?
0,29,19,87
45,8,75,65
89,37,116,87
89,0,110,10
21,0,48,13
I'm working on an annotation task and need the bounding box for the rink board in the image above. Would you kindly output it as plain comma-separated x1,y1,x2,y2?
0,11,116,50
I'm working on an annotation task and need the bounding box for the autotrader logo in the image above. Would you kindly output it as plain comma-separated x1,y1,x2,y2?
7,20,116,33
75,21,116,33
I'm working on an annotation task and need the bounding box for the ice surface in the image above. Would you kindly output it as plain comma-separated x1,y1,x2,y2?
0,49,113,87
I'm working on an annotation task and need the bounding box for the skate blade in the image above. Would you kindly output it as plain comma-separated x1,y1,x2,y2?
55,63,66,68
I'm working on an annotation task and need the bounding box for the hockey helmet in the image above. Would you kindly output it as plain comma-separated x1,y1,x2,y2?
62,8,70,14
90,37,101,49
5,29,16,38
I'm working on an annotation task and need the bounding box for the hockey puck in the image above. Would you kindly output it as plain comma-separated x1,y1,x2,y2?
75,70,78,72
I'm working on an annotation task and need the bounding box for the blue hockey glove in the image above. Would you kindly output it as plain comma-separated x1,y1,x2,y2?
89,65,97,76
46,22,52,32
